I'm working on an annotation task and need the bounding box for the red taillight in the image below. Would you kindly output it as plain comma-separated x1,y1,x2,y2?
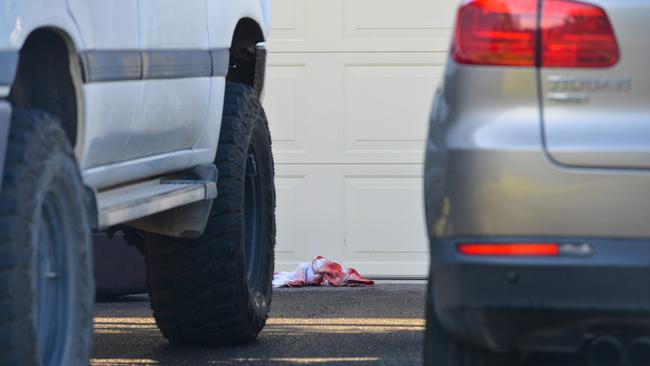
457,242,560,256
541,0,619,68
452,0,619,68
452,0,539,67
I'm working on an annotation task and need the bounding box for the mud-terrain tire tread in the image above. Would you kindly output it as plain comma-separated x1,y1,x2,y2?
0,109,93,366
143,83,276,345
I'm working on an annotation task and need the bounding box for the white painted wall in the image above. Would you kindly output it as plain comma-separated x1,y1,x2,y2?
264,0,457,277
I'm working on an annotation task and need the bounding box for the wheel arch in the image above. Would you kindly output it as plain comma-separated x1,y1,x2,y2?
227,17,267,96
8,26,84,151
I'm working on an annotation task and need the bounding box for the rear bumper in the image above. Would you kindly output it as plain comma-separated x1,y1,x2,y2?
425,57,650,356
431,237,650,353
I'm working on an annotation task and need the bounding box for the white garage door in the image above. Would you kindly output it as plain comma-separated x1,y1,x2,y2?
264,0,456,277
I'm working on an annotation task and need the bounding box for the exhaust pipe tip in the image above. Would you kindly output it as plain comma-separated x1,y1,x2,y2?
587,335,624,366
627,337,650,366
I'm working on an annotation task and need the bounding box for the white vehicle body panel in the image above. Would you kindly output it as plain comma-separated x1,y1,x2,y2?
65,0,139,49
0,0,84,97
0,0,271,190
119,0,210,166
67,0,139,170
192,77,227,166
81,83,140,170
139,0,209,49
0,0,82,50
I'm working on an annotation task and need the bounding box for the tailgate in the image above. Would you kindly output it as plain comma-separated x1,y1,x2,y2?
541,0,650,169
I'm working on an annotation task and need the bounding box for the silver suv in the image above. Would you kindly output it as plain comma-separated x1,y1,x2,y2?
424,0,650,365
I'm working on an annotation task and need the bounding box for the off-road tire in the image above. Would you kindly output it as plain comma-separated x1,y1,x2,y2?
143,83,276,345
424,272,518,366
0,110,94,366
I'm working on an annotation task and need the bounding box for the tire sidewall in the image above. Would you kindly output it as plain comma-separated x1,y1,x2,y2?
216,83,275,330
244,111,275,315
32,152,94,366
1,110,94,366
142,84,276,345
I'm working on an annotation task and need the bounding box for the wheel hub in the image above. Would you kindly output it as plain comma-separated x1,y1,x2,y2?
35,192,69,366
244,150,262,287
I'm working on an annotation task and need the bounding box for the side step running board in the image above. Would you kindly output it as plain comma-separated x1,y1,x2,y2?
96,178,217,229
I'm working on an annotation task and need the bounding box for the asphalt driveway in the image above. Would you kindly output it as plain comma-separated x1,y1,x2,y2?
92,283,426,366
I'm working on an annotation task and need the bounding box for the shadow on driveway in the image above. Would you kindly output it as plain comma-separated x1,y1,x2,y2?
92,284,426,366
92,284,589,366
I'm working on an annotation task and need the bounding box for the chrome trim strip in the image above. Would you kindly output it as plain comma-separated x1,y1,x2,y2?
142,50,212,79
79,48,230,83
210,48,230,78
79,50,142,82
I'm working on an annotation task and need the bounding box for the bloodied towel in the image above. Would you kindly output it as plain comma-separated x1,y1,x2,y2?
272,256,375,288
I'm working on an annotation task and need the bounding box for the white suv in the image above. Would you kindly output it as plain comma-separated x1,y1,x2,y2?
0,2,274,365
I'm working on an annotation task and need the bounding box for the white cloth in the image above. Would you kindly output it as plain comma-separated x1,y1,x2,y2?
273,256,374,288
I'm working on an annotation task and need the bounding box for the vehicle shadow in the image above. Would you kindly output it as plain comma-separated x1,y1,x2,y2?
92,285,427,366
91,286,590,366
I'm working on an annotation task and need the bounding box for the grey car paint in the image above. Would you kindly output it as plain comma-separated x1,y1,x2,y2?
426,60,650,240
542,0,650,169
425,0,650,240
